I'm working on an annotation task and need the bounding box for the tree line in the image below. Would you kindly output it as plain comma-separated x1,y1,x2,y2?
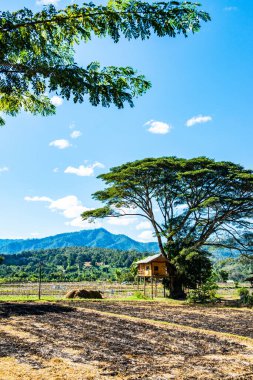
0,246,252,284
0,247,144,282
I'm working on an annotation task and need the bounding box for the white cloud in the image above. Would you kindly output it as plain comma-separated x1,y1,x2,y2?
53,167,59,173
25,194,94,229
24,196,53,202
50,95,63,106
69,123,75,130
48,195,81,213
145,120,172,134
136,221,152,230
30,232,41,238
175,204,188,212
224,6,237,11
65,217,102,229
107,217,137,226
37,0,60,5
70,130,82,139
62,205,86,219
137,230,155,242
0,166,9,173
49,195,90,219
49,139,71,149
186,115,212,127
64,162,105,177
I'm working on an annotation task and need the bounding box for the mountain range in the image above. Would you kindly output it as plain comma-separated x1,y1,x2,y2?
0,228,159,254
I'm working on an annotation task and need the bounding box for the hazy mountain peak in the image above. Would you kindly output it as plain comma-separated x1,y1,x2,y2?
0,229,159,254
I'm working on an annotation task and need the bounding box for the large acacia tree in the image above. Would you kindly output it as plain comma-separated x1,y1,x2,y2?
82,157,253,298
0,1,210,125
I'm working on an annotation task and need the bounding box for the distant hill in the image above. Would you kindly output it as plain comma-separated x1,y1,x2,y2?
0,228,159,254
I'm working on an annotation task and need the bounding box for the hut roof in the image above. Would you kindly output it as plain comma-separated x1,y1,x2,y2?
136,253,168,264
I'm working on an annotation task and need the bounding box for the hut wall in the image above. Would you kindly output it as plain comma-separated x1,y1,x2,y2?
151,261,167,277
137,261,167,277
137,263,152,277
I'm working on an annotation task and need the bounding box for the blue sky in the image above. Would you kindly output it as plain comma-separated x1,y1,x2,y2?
0,0,252,241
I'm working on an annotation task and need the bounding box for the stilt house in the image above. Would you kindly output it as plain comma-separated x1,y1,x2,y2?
136,253,168,278
136,253,169,298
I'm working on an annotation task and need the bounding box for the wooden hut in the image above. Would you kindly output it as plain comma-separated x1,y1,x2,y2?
136,253,169,297
136,253,168,278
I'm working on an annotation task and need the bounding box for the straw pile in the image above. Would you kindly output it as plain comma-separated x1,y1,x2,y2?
65,289,103,299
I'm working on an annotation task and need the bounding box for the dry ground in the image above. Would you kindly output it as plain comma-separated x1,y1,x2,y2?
1,301,253,380
74,301,253,339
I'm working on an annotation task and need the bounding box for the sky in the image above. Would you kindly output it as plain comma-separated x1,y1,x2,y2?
0,0,252,242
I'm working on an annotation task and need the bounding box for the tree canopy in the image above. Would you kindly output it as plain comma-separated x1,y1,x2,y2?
0,247,144,282
0,1,210,125
82,156,253,297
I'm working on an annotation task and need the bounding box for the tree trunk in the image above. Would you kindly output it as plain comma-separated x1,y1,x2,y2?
169,274,186,299
165,261,186,299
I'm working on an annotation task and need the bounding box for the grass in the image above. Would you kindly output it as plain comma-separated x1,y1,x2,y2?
0,281,250,304
0,294,185,305
0,295,62,302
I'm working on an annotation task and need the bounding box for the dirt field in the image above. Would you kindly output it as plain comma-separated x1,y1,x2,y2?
1,301,253,379
74,301,253,339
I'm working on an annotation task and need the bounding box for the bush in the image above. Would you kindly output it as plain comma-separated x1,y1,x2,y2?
133,291,149,300
238,288,253,306
187,281,218,303
249,295,253,306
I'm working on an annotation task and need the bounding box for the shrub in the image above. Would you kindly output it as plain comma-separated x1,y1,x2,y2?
187,281,218,303
134,291,149,300
234,281,239,288
248,295,253,307
238,288,253,306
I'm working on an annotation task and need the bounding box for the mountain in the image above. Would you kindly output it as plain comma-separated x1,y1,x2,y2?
0,228,159,254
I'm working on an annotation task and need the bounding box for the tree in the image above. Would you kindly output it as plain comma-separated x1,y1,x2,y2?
218,269,229,283
0,1,210,125
82,157,253,298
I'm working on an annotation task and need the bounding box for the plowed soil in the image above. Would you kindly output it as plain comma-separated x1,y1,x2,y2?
74,301,253,339
1,301,253,379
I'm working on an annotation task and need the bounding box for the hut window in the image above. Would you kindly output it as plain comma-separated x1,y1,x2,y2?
146,265,150,270
154,266,159,271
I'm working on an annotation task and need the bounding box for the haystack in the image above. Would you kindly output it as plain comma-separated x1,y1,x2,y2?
75,289,91,298
89,290,103,299
65,289,103,299
65,289,78,299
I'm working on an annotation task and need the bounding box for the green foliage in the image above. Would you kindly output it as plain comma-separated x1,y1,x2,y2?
82,156,253,297
187,279,218,304
0,256,3,264
116,260,139,282
238,287,249,298
214,256,253,282
133,290,149,300
218,270,229,282
172,250,212,288
0,247,146,282
0,2,210,124
238,288,253,306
